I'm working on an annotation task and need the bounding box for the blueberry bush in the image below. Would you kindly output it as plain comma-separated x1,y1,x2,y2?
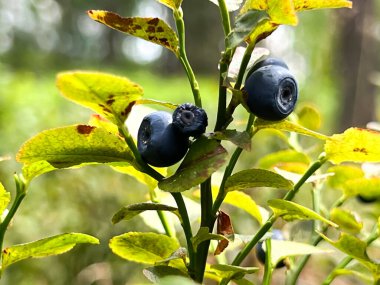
3,0,380,284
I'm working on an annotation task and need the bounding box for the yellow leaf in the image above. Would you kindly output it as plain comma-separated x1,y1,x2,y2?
325,128,380,164
293,0,352,11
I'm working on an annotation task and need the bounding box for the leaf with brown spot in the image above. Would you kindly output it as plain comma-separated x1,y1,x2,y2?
293,0,352,11
158,138,228,192
88,10,179,55
16,125,135,181
325,128,380,164
57,71,143,126
214,211,234,255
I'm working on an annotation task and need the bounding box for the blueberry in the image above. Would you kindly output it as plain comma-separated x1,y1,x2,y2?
137,111,189,167
172,103,208,137
244,64,298,121
246,57,289,79
356,194,377,203
256,229,286,268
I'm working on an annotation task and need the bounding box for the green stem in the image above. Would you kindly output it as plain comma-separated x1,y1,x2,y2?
230,156,327,269
150,191,176,238
311,184,323,233
263,238,274,285
285,195,347,285
321,224,379,285
194,178,213,283
174,8,202,107
217,0,231,37
0,175,27,255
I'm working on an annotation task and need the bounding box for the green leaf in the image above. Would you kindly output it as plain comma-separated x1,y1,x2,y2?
297,104,322,130
88,11,179,55
208,264,258,281
155,0,182,10
225,169,294,192
268,199,337,227
293,0,352,11
136,98,178,110
88,114,119,135
1,233,99,271
143,265,188,283
326,165,364,191
56,71,143,125
208,130,251,151
191,227,228,251
0,183,10,216
319,232,380,274
268,240,332,266
112,202,179,224
226,10,269,49
159,276,198,285
109,232,179,264
158,138,228,192
325,128,380,164
257,150,310,171
254,118,329,140
331,269,372,283
17,125,135,181
330,208,363,234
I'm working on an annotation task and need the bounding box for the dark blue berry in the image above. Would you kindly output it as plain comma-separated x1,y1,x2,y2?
172,103,208,137
244,64,298,121
256,229,286,268
246,57,289,79
137,111,189,167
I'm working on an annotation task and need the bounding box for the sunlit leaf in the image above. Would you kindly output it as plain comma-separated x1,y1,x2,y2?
159,276,198,285
111,165,160,191
143,265,188,283
207,264,258,281
268,240,332,266
254,118,329,140
191,227,228,251
57,71,143,125
208,0,243,12
268,199,337,227
88,10,179,55
341,177,380,199
319,232,380,274
297,105,322,130
136,98,178,110
0,183,10,216
330,208,363,234
332,269,373,283
293,0,352,11
109,232,179,264
326,165,364,191
226,10,269,49
1,233,99,271
88,114,119,135
17,125,135,181
325,128,380,164
225,169,294,192
208,130,251,151
155,0,182,10
257,150,310,170
112,202,179,224
158,138,228,192
274,167,333,185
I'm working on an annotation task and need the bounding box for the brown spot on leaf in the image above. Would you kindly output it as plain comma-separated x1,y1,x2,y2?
156,27,164,33
106,99,115,105
147,26,155,33
147,18,159,26
77,125,95,135
353,147,368,155
121,101,136,117
88,10,93,15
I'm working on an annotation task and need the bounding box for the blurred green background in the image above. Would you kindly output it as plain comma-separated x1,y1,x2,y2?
0,0,379,284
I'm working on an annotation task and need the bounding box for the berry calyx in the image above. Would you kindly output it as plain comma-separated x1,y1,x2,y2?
172,103,208,137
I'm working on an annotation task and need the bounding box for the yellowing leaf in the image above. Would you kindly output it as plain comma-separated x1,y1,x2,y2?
325,128,380,164
0,183,10,216
341,177,380,199
156,0,182,10
326,165,364,190
88,10,179,55
293,0,352,11
297,104,322,130
330,208,363,234
57,71,143,125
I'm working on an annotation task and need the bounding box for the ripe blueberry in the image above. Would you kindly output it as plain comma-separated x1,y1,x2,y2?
256,229,286,268
172,103,208,137
244,64,298,121
137,111,189,167
246,57,289,79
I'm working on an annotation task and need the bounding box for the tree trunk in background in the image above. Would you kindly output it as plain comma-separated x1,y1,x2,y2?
335,0,378,131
